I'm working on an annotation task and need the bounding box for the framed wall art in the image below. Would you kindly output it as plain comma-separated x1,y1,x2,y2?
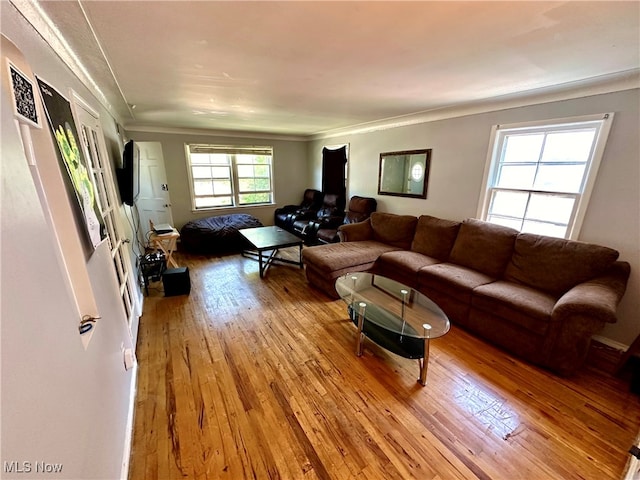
36,76,106,249
378,149,431,199
7,59,40,128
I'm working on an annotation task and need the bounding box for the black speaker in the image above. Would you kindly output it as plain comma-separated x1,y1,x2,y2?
162,267,191,296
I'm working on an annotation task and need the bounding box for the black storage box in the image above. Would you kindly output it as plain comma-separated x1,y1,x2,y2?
162,267,191,296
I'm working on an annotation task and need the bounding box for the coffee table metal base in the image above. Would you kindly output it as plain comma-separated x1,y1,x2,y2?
336,272,450,386
241,246,303,278
239,226,304,278
350,302,433,386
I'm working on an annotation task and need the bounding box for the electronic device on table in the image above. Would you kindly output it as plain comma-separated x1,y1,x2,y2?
153,223,174,234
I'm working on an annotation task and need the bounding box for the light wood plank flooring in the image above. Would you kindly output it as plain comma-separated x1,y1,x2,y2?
130,249,640,479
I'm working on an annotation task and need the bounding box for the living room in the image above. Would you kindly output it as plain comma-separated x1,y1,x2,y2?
2,1,639,479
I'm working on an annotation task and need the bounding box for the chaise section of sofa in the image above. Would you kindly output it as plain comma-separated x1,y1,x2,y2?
301,211,630,376
302,240,400,298
302,212,417,298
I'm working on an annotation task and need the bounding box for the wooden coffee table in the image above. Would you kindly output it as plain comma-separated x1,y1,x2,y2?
239,226,303,278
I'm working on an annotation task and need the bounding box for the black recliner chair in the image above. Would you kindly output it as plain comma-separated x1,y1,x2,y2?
305,195,377,245
290,193,346,242
274,189,322,231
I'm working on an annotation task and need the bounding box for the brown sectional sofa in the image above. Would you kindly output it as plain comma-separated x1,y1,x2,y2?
301,212,630,376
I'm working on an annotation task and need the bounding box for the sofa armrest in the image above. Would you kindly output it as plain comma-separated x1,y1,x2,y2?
546,261,630,375
552,261,630,324
338,219,374,242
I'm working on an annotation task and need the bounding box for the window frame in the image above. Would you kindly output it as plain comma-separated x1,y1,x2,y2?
477,113,614,240
185,144,274,211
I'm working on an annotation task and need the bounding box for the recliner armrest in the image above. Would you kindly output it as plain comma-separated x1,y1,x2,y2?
274,204,300,215
304,220,322,242
316,215,345,229
290,210,317,222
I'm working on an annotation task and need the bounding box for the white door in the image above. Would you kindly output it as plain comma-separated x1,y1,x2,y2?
71,95,140,337
137,141,174,245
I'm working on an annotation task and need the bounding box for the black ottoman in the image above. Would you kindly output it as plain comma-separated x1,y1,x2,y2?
180,213,263,254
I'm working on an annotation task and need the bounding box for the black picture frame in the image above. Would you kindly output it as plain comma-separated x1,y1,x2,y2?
7,60,40,128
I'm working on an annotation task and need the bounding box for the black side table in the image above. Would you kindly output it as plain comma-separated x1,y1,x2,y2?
139,252,166,295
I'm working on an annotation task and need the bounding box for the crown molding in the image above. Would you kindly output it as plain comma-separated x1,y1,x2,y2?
310,69,640,141
124,124,307,142
127,69,639,142
9,0,116,116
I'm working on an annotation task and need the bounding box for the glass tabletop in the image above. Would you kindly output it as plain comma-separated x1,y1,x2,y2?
335,272,450,339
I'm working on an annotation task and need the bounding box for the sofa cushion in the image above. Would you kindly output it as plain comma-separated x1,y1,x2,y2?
370,212,418,250
472,281,556,336
449,219,518,278
418,262,495,304
374,250,441,287
504,233,620,296
410,215,461,261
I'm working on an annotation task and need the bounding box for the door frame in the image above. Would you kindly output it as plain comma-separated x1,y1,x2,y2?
70,90,142,339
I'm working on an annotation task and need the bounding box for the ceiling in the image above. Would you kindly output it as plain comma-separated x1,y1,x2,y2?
20,1,640,137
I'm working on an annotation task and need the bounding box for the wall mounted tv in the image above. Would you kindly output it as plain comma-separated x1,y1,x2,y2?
117,140,140,206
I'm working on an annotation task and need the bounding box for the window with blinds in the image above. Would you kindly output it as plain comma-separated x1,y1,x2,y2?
186,144,273,209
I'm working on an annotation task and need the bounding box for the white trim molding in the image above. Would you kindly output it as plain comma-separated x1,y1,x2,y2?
310,70,638,140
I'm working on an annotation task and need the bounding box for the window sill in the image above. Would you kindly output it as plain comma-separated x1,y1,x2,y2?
191,203,276,214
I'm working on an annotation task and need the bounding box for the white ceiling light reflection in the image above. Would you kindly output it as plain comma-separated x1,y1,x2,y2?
192,110,229,116
411,162,424,181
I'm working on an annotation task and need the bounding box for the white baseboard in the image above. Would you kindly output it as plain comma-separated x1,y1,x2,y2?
120,364,138,480
592,334,629,352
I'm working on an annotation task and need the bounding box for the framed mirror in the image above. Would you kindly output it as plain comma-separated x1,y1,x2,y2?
378,149,431,199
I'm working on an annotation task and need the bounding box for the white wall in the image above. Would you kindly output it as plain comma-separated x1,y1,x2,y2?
309,89,640,347
128,129,309,229
2,5,137,479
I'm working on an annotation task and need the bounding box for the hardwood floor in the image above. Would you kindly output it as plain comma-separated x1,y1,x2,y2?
130,249,640,479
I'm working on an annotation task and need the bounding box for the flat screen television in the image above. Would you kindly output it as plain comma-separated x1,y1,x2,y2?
117,140,140,206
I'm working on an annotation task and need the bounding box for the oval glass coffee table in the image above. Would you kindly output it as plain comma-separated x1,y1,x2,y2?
335,272,450,385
